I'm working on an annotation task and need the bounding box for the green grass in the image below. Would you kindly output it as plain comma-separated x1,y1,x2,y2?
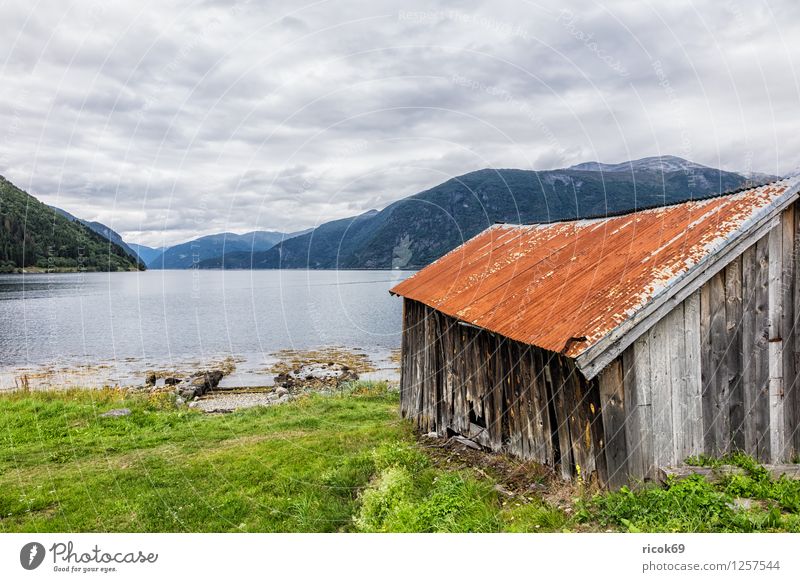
583,477,756,532
580,452,800,533
0,385,407,532
352,443,501,532
2,384,800,532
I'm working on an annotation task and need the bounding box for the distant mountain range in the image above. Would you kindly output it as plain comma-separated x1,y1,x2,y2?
30,206,308,270
202,156,768,270
1,156,780,273
0,176,143,273
146,230,310,269
126,243,165,265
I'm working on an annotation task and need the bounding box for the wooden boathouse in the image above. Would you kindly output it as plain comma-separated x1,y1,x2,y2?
390,178,800,487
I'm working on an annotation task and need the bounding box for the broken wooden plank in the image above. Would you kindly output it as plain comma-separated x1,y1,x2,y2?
598,358,628,489
529,347,553,465
546,352,574,480
563,359,594,479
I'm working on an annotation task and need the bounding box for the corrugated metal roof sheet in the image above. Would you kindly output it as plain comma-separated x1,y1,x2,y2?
390,179,800,360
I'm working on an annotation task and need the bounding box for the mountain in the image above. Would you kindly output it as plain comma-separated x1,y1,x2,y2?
205,156,753,270
83,221,138,258
567,155,714,174
741,170,781,183
127,243,164,265
148,229,308,269
197,214,382,269
0,176,144,273
570,156,781,185
50,206,141,263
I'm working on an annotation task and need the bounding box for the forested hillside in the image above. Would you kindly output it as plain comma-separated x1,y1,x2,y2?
0,176,144,273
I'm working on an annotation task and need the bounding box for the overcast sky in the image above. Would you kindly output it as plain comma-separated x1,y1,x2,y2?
1,0,799,246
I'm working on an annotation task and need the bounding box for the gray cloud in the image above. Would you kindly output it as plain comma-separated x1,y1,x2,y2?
1,0,799,246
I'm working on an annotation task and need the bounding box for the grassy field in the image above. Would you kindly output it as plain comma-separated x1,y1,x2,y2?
2,383,800,533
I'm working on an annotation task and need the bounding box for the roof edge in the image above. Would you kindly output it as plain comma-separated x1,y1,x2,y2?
575,176,800,380
391,179,792,299
390,224,507,297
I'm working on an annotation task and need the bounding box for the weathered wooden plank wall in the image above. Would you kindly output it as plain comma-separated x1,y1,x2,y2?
399,298,601,481
614,205,800,476
616,294,704,482
399,203,800,487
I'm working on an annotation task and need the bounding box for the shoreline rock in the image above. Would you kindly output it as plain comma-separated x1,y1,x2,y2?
274,362,358,392
174,369,225,401
137,348,387,413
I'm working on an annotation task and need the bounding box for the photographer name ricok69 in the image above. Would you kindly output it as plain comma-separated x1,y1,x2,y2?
642,544,686,554
49,542,158,566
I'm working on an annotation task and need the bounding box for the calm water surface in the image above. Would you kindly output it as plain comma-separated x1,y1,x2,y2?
0,270,412,388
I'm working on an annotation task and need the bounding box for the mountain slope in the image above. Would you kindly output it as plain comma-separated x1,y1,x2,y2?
148,230,308,269
0,176,144,272
207,157,750,270
50,206,142,263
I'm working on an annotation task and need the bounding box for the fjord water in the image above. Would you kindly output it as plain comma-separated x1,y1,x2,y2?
0,270,412,387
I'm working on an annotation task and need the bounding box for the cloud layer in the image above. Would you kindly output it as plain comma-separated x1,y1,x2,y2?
1,0,799,246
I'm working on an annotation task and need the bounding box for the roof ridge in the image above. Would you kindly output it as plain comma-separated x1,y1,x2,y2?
493,176,793,227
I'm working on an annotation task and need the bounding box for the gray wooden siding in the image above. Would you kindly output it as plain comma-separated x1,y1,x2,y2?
612,204,800,477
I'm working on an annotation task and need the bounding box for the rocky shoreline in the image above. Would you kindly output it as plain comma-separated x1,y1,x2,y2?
0,347,400,393
131,348,397,413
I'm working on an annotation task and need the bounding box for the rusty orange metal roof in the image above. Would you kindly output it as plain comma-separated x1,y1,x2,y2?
391,179,800,362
